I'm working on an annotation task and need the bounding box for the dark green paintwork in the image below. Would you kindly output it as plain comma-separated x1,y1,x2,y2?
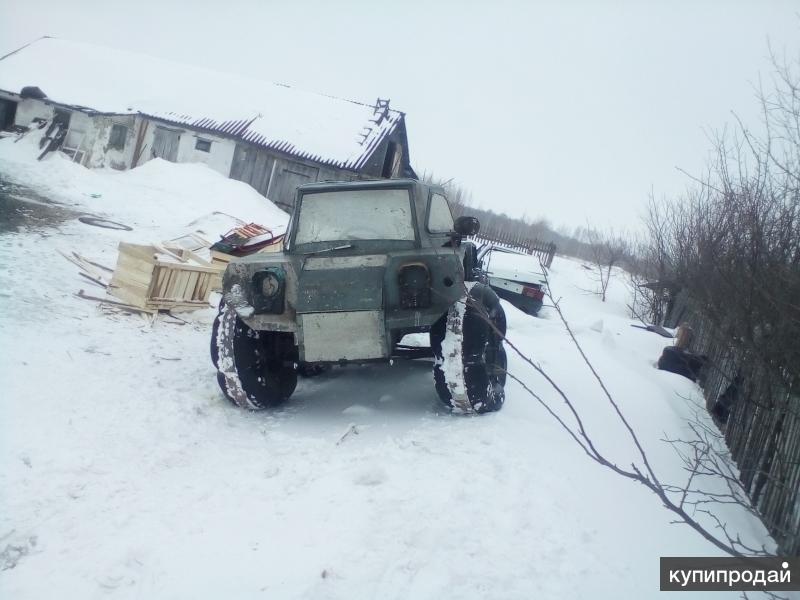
221,178,477,361
295,267,385,313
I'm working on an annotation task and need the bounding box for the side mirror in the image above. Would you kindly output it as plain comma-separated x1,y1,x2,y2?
454,215,480,236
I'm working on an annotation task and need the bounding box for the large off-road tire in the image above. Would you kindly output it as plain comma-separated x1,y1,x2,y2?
210,305,222,370
431,283,508,414
211,303,297,410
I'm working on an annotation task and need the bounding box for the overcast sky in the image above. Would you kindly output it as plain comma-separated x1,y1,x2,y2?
2,0,798,231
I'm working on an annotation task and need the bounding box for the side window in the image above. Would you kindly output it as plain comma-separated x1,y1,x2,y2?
428,193,454,233
108,124,127,150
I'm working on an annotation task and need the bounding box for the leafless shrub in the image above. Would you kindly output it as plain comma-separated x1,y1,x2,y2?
636,48,800,554
583,228,629,302
640,52,800,384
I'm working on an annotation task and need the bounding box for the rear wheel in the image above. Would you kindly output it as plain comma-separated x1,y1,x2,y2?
431,284,507,413
212,303,297,409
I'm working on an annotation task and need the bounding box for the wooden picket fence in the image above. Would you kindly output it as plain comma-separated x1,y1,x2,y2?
473,225,557,268
667,295,800,555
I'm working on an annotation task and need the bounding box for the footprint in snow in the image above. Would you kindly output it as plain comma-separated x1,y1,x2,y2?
354,466,387,486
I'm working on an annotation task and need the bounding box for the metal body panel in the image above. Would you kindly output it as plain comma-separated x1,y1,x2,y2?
300,311,386,362
296,267,384,313
493,285,543,316
226,255,298,332
489,276,530,295
303,254,388,270
488,267,546,286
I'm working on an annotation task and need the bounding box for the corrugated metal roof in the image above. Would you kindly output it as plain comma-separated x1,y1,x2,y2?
0,37,405,171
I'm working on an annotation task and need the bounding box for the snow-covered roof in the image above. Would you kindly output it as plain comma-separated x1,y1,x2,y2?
0,37,404,171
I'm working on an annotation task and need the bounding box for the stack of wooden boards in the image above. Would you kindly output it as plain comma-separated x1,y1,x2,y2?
109,242,217,312
62,224,286,317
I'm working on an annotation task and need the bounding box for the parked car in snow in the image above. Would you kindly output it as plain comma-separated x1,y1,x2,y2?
479,245,548,315
211,178,508,414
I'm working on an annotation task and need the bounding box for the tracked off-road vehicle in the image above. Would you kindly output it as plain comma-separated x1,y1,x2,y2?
211,178,507,413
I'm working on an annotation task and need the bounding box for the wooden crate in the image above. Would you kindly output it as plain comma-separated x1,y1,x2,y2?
109,242,218,311
209,250,233,292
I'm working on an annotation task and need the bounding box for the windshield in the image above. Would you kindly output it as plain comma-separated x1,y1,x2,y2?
294,188,415,245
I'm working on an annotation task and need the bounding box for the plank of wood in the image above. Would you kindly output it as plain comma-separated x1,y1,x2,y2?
115,253,155,279
170,269,183,300
79,272,108,289
108,274,147,292
117,242,157,261
630,323,676,339
184,271,196,301
162,268,177,298
153,260,219,275
171,268,183,298
116,250,154,271
188,272,200,301
186,271,196,299
58,249,106,281
163,233,209,252
152,266,167,298
179,270,192,300
108,284,148,308
76,289,155,313
168,268,183,299
648,324,675,338
198,273,211,302
111,266,152,288
210,250,233,264
166,304,214,314
184,249,212,266
154,243,188,263
147,301,207,311
187,271,200,301
73,252,114,273
192,232,212,246
150,267,164,298
197,272,211,300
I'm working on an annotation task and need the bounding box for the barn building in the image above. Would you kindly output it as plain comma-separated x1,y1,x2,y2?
0,37,416,211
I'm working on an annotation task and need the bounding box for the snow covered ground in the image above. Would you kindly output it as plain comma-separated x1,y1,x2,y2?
0,134,779,599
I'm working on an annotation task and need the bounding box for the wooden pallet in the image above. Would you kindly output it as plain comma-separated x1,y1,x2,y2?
109,242,217,311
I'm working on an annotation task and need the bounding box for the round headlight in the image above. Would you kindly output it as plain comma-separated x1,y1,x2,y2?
261,272,280,298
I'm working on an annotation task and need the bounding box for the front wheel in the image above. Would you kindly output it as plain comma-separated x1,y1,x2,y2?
431,284,507,414
211,303,297,410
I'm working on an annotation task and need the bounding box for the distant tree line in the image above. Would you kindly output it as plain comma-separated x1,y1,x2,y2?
419,171,630,265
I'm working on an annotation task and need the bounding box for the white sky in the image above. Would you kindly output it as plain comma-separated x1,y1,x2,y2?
2,0,798,231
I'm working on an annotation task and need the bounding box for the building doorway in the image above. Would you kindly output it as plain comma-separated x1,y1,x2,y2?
0,99,17,130
152,126,181,162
